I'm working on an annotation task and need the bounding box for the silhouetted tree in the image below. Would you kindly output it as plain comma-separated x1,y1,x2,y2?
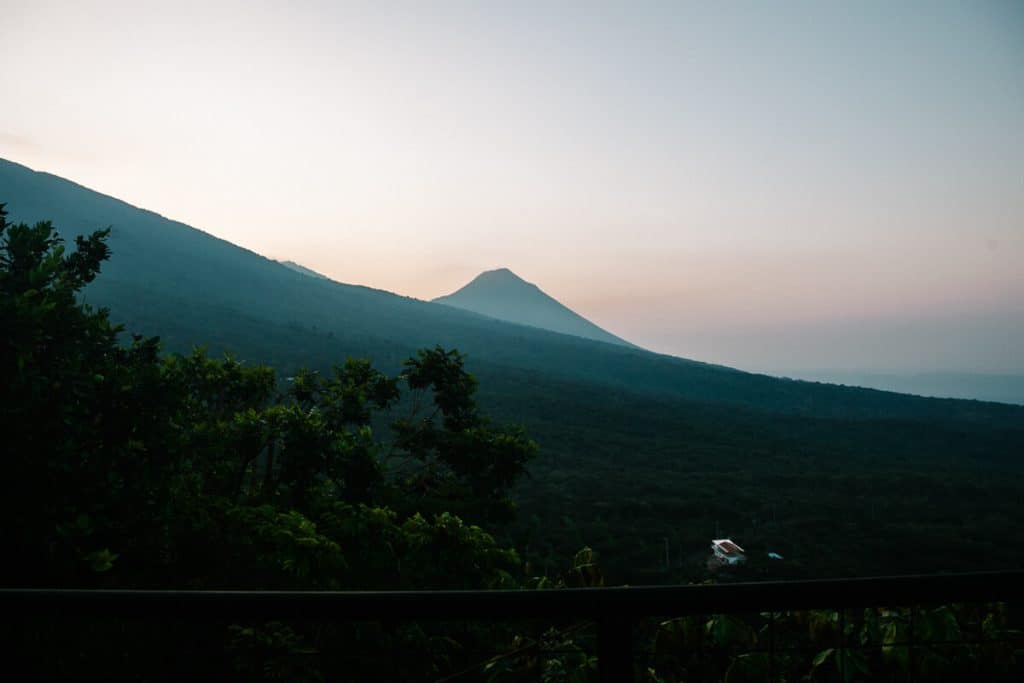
0,203,537,679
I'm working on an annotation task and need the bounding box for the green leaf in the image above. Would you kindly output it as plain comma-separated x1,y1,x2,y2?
882,621,909,671
725,653,769,683
812,648,834,668
921,605,961,643
706,614,756,649
84,548,119,572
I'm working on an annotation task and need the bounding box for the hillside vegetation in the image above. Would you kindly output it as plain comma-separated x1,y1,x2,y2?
2,158,1023,583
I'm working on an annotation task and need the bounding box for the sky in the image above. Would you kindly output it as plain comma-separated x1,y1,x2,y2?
2,1,1022,374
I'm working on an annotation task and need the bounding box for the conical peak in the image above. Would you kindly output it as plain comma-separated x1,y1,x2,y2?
474,267,527,283
433,268,633,347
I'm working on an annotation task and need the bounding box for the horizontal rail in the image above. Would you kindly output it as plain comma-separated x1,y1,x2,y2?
2,571,1021,621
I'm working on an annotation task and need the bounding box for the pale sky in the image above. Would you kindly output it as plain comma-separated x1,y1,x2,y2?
2,1,1022,373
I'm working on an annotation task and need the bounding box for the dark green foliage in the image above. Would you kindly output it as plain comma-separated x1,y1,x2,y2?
0,204,537,678
641,602,1023,683
1,203,177,584
393,346,538,525
4,158,1023,584
492,555,1023,682
497,368,1024,583
3,159,1024,678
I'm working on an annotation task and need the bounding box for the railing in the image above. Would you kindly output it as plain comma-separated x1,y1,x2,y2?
3,570,1022,681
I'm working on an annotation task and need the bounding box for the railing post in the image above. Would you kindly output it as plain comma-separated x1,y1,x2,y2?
597,616,633,682
908,606,915,683
838,608,845,681
768,611,776,683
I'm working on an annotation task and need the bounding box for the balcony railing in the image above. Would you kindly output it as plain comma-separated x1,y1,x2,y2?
3,570,1022,681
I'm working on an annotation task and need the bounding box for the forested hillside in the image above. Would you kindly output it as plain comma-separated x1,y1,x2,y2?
2,158,1023,584
1,205,544,679
3,157,1021,425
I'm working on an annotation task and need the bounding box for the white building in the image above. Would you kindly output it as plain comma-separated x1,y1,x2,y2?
710,539,746,565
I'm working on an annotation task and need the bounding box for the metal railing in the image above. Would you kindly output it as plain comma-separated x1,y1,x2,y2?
3,570,1022,681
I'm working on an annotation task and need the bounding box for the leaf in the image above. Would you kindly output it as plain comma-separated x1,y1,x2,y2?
921,605,961,643
812,647,870,683
881,621,909,671
838,649,870,682
812,648,835,668
706,614,756,649
725,653,769,683
572,546,595,568
84,548,119,572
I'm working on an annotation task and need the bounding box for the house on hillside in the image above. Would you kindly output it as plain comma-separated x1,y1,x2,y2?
710,539,746,566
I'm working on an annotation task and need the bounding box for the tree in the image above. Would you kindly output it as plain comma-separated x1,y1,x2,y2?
1,203,537,679
1,204,178,583
0,202,537,589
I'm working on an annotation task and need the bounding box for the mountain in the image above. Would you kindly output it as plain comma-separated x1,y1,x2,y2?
4,156,1024,581
279,260,330,281
3,155,1022,425
777,370,1024,406
433,268,632,347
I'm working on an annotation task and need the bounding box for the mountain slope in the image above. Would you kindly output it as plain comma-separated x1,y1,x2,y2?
279,260,330,280
433,268,632,347
2,157,1022,425
780,370,1024,406
4,157,1024,581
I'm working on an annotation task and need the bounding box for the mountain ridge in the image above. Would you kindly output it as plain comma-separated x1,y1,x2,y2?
4,156,1024,581
434,267,633,347
279,260,330,281
3,157,1023,425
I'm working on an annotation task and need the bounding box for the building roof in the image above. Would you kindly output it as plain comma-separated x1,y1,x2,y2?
711,539,745,555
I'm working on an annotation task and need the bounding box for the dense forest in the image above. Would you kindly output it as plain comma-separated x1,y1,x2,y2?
3,158,1024,588
0,203,541,678
2,194,1023,679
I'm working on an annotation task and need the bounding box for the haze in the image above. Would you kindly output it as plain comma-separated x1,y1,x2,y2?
2,1,1022,374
